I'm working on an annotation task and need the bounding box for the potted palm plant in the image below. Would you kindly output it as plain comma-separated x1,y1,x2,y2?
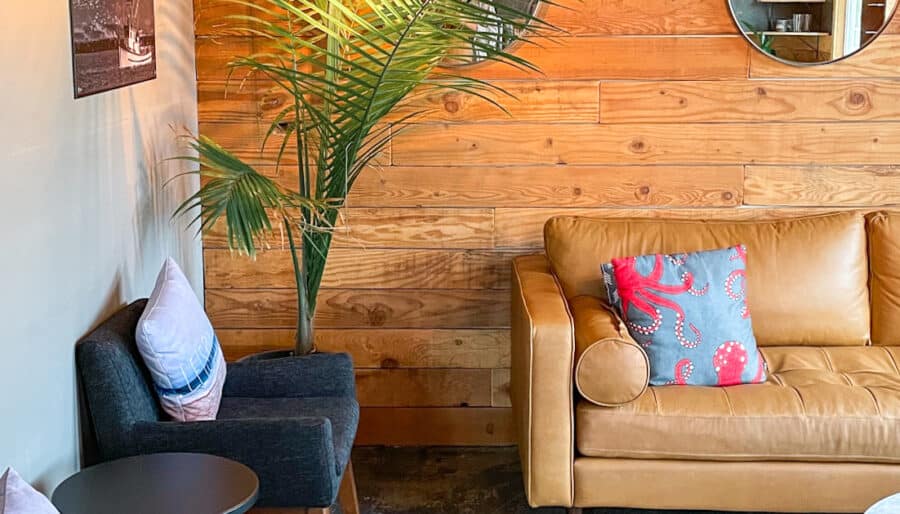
175,0,552,356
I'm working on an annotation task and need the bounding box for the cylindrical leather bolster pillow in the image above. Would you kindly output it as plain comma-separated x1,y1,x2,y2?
575,337,649,407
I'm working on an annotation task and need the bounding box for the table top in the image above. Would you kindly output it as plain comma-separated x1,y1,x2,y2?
52,453,259,514
867,493,900,514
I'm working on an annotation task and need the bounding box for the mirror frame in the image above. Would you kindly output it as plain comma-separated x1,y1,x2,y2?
443,0,549,70
727,0,899,67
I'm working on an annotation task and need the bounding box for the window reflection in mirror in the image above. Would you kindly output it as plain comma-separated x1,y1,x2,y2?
450,0,541,65
730,0,898,65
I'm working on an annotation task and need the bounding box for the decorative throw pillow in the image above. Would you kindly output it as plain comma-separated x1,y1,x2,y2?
136,258,226,421
0,468,59,514
602,245,766,386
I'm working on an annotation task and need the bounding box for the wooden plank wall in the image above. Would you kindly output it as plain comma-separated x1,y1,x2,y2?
194,0,900,445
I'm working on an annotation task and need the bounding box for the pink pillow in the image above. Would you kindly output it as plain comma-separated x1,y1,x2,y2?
0,468,59,514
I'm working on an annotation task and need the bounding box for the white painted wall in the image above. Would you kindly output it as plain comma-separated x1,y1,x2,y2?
0,0,200,493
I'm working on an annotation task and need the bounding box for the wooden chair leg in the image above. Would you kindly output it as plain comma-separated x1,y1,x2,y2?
338,460,360,514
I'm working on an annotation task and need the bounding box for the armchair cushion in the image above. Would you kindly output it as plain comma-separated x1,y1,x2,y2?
224,353,356,399
131,413,353,507
217,396,359,476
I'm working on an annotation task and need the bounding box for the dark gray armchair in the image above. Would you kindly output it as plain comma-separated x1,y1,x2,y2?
76,300,360,511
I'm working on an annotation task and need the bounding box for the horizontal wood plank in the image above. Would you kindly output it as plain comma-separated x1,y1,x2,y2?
600,80,900,123
493,207,861,248
392,122,900,166
744,165,900,206
199,121,390,168
203,208,495,250
193,0,248,36
196,37,252,82
387,81,600,123
356,407,514,446
199,80,600,125
543,0,734,35
335,208,494,249
216,328,511,367
356,369,492,407
205,248,521,289
450,36,750,80
491,369,512,408
206,288,510,329
750,35,900,78
348,165,742,207
201,36,748,82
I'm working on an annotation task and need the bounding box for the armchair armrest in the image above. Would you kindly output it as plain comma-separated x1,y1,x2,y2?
510,255,574,508
224,352,356,399
132,418,339,507
569,295,649,407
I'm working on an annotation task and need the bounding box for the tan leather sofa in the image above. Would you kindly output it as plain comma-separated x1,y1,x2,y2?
511,211,900,513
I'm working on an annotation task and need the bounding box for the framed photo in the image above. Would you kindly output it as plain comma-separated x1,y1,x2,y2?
69,0,156,98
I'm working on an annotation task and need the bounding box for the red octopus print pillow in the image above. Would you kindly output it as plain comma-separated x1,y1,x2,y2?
601,245,767,387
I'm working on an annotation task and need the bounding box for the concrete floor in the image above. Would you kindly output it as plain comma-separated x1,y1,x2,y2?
349,447,787,514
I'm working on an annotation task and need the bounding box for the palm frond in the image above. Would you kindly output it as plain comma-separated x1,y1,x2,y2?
177,0,552,350
171,135,327,257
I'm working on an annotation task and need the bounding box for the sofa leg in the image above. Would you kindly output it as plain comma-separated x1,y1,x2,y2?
339,460,361,514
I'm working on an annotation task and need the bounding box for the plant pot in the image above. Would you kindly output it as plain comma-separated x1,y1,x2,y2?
236,349,296,362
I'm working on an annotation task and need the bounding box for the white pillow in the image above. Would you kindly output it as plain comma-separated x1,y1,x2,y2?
136,258,226,421
0,468,59,514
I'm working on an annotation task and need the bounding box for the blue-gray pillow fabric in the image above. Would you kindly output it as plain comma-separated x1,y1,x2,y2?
602,245,767,386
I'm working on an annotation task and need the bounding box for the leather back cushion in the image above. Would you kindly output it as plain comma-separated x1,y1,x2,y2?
545,212,870,346
868,211,900,346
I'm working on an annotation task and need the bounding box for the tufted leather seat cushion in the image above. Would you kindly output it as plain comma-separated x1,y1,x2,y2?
576,346,900,463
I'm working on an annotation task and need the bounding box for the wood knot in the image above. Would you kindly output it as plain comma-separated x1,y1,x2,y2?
572,187,583,196
638,185,651,195
367,307,388,326
380,358,399,368
443,100,460,113
722,191,734,201
848,91,868,106
260,94,283,109
756,87,767,96
630,140,647,153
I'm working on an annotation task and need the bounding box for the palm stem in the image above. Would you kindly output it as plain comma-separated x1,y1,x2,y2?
285,217,314,354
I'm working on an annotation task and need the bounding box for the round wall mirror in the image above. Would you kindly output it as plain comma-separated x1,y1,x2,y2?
451,0,541,65
729,0,898,65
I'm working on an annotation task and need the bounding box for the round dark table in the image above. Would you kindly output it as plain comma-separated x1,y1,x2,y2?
52,453,259,514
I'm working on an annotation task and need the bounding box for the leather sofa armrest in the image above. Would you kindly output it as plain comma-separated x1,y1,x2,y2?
570,295,649,407
510,254,574,508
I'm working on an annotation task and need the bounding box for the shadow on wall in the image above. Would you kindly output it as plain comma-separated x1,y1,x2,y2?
66,0,201,478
